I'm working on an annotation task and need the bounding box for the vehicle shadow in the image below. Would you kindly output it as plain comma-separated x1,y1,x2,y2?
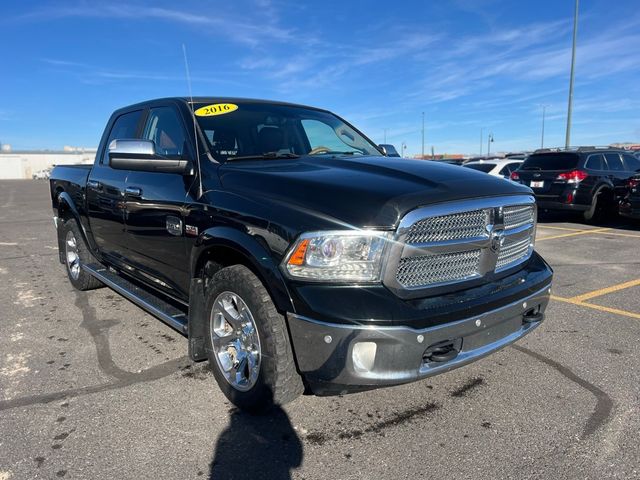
538,209,640,230
209,404,303,480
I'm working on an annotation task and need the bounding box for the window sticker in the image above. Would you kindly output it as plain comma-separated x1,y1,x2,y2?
194,103,239,116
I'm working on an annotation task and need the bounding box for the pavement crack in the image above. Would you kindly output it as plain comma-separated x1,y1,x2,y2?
512,345,613,439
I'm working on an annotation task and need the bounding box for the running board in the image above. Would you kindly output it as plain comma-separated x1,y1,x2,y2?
82,263,188,335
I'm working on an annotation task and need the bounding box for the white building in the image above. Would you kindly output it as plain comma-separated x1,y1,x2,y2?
0,148,97,179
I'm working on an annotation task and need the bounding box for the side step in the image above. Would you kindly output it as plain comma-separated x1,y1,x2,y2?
83,263,188,335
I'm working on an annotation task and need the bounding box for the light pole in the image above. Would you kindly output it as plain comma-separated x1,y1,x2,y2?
421,112,425,159
565,0,579,148
401,142,407,158
487,133,494,157
540,104,549,148
479,127,484,156
383,128,388,144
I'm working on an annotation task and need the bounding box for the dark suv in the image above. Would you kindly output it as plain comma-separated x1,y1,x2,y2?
511,148,640,222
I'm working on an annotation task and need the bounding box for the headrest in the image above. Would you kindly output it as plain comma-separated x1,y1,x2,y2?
257,127,283,153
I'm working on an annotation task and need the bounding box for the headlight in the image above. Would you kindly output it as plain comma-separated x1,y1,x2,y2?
282,231,391,282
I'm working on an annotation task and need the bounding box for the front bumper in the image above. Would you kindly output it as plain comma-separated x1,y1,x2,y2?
288,285,551,395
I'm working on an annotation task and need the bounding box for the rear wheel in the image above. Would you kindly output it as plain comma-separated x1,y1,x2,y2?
204,265,303,412
61,220,103,291
583,189,612,224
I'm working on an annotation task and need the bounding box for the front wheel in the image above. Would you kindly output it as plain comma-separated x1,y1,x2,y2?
204,265,303,412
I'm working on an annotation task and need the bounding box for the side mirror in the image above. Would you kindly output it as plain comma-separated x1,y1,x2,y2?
378,144,400,157
108,139,191,174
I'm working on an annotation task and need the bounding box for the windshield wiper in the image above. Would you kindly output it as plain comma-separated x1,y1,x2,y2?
226,152,301,161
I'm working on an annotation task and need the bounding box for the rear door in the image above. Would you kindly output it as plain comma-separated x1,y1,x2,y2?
122,105,196,299
86,110,143,261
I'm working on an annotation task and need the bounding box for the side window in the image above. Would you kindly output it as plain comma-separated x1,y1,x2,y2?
622,154,640,172
102,110,143,164
584,154,604,170
499,163,520,177
143,107,187,158
604,153,624,171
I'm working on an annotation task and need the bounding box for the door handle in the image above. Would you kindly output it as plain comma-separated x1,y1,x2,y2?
87,179,102,190
125,186,142,197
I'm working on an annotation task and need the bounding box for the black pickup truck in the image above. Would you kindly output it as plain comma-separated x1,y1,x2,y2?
50,97,552,411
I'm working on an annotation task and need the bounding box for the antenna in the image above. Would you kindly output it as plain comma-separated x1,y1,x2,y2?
182,44,202,196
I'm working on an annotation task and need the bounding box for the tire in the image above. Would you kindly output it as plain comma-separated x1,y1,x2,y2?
204,265,303,412
583,189,611,224
61,220,103,291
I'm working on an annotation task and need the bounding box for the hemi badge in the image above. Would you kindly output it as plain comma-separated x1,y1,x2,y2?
185,225,198,236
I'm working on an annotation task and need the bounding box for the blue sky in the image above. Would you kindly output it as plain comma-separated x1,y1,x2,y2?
1,0,639,155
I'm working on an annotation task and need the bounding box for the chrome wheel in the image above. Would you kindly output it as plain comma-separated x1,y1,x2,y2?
65,230,81,280
210,291,261,391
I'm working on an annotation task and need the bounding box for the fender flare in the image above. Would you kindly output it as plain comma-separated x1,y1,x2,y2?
55,192,95,262
187,226,295,361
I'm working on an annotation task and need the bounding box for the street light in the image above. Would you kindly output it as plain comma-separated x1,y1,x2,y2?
383,128,388,144
401,142,407,158
539,104,550,148
421,112,425,159
487,133,494,156
479,127,484,156
565,0,579,148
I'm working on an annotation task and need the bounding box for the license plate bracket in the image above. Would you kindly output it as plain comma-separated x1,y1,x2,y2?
530,180,544,188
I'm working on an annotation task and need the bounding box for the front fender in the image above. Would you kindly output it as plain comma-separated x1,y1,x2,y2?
190,226,295,315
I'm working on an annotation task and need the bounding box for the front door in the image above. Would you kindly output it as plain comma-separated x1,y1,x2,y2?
123,106,195,299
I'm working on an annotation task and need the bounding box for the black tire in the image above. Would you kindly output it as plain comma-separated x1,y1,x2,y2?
204,265,303,412
61,220,103,291
583,189,612,224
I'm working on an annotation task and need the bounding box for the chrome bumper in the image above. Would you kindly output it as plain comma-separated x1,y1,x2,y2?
287,285,551,395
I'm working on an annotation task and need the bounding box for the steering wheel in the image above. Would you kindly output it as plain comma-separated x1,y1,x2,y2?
308,146,332,155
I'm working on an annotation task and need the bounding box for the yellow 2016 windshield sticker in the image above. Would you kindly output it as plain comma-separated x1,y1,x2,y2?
194,103,238,116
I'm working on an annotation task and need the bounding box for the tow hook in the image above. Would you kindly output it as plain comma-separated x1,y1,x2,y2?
523,308,544,323
423,338,462,364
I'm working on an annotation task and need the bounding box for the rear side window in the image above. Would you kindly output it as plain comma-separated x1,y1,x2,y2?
584,154,604,170
499,162,521,176
604,153,624,171
102,110,143,164
521,153,579,171
622,154,640,172
465,163,495,173
143,107,188,158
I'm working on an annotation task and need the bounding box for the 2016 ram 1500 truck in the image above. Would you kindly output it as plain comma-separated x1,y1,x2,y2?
50,98,553,411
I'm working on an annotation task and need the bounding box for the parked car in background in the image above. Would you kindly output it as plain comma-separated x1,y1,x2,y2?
619,174,640,220
32,168,52,180
511,147,640,222
464,158,523,179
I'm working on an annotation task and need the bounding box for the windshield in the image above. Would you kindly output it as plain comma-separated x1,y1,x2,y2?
465,163,495,173
193,102,382,162
521,153,579,171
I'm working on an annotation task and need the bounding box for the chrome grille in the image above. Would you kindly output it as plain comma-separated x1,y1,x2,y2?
396,250,482,287
385,195,537,298
496,236,532,270
405,209,488,244
504,205,535,230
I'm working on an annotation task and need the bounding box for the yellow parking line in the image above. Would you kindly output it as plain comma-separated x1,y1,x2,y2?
537,225,590,232
552,295,640,320
536,227,611,242
588,231,640,239
570,278,640,302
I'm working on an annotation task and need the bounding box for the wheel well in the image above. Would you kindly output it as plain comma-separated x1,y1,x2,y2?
196,245,263,286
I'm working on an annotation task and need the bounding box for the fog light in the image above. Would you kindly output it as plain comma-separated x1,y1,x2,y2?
352,342,377,373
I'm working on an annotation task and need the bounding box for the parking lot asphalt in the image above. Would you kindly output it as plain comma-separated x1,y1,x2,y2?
1,179,639,480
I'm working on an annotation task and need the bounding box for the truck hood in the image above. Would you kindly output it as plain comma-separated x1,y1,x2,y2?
218,156,531,228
